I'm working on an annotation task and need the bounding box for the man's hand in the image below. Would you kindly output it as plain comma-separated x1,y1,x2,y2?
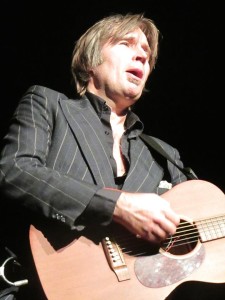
113,192,180,244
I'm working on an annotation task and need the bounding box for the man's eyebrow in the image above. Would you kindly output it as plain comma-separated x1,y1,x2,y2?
122,33,136,40
118,32,151,54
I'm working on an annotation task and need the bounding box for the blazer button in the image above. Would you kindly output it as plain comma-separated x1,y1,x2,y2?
61,216,66,222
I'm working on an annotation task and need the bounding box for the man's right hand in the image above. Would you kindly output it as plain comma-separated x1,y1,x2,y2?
113,192,180,244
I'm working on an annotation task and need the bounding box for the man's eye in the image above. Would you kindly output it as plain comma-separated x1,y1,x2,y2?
119,41,129,46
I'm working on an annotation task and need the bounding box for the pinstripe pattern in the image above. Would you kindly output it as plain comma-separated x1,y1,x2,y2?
0,85,186,230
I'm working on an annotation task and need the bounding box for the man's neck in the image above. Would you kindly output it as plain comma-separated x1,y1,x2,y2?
110,111,126,127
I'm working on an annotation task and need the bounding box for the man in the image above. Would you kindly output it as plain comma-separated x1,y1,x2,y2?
0,13,195,299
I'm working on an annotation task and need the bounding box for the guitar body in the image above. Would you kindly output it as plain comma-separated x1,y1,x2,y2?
29,180,225,300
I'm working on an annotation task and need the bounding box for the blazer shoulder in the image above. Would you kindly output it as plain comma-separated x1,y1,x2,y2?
24,85,69,100
141,133,179,155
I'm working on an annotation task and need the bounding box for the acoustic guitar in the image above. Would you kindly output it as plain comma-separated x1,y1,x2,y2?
29,180,225,300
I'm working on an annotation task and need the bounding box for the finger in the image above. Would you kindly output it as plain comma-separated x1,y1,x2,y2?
139,225,169,243
161,217,178,236
164,207,180,227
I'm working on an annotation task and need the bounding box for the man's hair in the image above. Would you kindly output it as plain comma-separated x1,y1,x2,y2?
71,13,159,96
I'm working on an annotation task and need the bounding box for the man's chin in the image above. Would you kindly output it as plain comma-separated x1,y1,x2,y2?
125,89,142,102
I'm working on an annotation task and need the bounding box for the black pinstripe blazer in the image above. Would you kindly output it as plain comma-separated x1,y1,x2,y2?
0,85,187,231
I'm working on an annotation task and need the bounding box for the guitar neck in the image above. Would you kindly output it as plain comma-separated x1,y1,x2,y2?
196,214,225,242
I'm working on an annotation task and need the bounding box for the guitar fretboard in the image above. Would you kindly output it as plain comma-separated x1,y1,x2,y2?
196,215,225,242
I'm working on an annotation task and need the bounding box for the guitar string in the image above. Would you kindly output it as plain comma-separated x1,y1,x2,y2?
114,215,225,244
163,214,225,247
164,219,225,249
112,215,225,254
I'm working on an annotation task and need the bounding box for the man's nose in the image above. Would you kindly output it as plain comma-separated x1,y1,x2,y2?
135,47,148,64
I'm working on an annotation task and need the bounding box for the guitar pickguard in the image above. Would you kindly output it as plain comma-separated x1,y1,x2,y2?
134,244,205,288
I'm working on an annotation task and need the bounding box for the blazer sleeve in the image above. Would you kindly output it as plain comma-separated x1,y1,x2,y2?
0,85,119,230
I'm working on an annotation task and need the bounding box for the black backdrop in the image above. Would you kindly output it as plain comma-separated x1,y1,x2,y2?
1,0,225,192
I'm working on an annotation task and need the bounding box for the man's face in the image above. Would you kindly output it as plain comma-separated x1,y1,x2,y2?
88,28,151,111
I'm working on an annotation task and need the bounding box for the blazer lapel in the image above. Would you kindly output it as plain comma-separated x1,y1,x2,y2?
60,98,116,188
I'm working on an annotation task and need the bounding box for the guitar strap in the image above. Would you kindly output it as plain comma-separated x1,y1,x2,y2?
140,133,198,180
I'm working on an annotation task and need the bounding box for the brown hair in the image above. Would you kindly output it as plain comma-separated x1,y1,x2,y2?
71,13,159,96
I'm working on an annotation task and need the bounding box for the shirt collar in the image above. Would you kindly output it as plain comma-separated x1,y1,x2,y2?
85,91,144,133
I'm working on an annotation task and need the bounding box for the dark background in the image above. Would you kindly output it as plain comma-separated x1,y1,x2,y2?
1,0,225,192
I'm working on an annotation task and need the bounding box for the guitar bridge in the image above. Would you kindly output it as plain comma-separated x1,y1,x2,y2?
102,236,130,282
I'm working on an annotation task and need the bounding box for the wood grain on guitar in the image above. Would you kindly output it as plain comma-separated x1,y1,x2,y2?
29,180,225,300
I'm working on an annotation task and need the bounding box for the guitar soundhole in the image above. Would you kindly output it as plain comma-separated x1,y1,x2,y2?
161,219,199,255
